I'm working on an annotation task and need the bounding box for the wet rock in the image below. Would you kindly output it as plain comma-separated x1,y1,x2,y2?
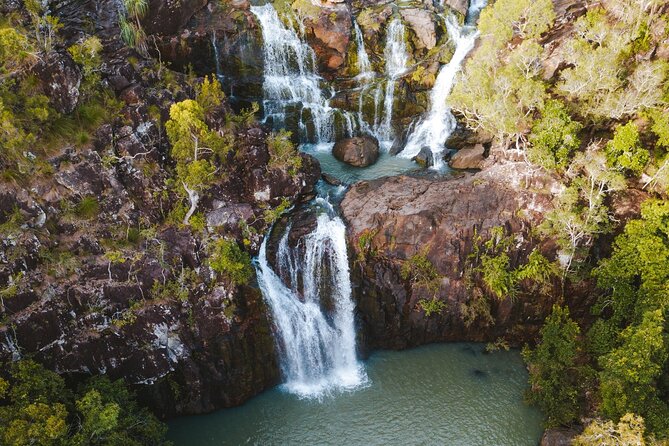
333,136,380,167
449,144,486,169
34,51,81,114
412,146,434,168
322,172,343,186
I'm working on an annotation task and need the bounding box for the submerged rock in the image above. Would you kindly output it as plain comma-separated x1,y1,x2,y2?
333,135,380,167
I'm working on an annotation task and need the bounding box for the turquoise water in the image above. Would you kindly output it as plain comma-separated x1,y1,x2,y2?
168,343,544,445
301,143,421,184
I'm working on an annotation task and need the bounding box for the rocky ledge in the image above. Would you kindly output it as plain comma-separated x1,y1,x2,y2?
341,161,600,351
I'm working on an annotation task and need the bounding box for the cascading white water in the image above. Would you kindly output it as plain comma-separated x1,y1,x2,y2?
251,4,336,143
256,204,366,397
398,3,486,168
375,18,409,144
353,21,372,78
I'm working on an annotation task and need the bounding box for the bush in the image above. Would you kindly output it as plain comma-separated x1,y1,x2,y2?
267,130,302,175
522,305,583,427
209,238,253,286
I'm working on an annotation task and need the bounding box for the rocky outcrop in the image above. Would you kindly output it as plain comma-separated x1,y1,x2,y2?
341,162,600,350
297,0,352,72
400,8,437,50
540,427,581,446
333,135,380,167
449,144,486,169
34,51,82,114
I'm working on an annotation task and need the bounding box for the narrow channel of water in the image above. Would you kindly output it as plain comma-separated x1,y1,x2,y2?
168,343,544,445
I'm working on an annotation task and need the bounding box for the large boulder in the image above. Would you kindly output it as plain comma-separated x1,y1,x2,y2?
449,144,486,169
333,136,380,167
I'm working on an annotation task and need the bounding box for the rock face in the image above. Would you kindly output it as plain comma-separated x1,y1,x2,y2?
333,136,380,167
400,8,437,50
341,162,598,350
449,144,486,169
34,51,82,114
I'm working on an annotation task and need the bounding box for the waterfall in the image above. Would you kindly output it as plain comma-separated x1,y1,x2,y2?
398,3,487,168
212,31,223,82
251,4,336,143
256,202,366,397
375,18,408,145
353,21,372,78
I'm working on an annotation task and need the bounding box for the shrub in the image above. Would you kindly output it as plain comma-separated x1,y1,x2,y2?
74,196,100,219
209,238,253,286
267,130,302,175
418,298,447,317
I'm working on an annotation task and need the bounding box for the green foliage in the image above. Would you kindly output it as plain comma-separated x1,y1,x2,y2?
573,413,648,446
522,305,583,427
195,75,225,113
68,36,103,100
557,8,668,121
0,26,36,78
151,277,190,302
478,0,555,46
74,196,100,220
592,200,669,436
528,100,582,170
356,228,378,262
209,238,253,286
263,197,290,225
417,298,446,317
451,39,548,138
400,248,439,291
606,122,649,176
599,309,669,434
480,252,516,300
540,148,625,273
0,361,165,446
119,0,149,55
595,200,669,325
266,130,302,176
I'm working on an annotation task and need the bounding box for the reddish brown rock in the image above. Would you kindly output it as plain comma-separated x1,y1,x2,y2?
333,136,380,167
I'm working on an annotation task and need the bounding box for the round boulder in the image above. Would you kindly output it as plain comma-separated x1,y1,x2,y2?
333,136,380,167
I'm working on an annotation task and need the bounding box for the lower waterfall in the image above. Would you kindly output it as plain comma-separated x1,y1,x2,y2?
255,200,366,397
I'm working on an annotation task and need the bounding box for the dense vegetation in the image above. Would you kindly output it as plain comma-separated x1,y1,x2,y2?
0,360,169,445
452,0,669,440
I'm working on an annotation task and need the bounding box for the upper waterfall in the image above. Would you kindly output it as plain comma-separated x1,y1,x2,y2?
256,202,367,398
375,18,409,145
251,4,336,143
398,3,486,167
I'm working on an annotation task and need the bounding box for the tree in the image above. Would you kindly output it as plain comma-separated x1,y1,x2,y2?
528,100,582,171
522,305,583,427
599,309,669,434
0,361,170,445
119,0,149,56
606,121,649,176
573,413,648,446
165,98,229,225
595,199,669,324
541,146,625,272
